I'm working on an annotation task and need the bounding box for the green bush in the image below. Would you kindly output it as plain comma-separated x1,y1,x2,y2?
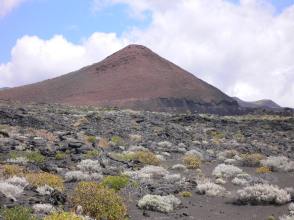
72,181,127,220
55,151,66,160
84,149,100,159
0,206,36,220
183,155,201,169
44,212,82,220
101,176,129,191
87,136,97,144
111,136,125,146
26,151,45,164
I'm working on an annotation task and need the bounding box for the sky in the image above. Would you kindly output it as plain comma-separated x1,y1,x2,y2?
0,0,294,107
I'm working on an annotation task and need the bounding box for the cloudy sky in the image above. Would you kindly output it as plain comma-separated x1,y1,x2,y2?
0,0,294,107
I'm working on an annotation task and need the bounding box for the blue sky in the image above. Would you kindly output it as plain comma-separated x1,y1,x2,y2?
1,0,293,63
1,0,294,107
0,0,151,62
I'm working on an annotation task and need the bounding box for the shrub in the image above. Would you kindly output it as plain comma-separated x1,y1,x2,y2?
0,181,24,200
77,159,101,173
261,156,294,172
98,138,110,148
72,181,127,220
240,153,265,167
32,204,55,215
0,206,36,220
217,150,238,161
100,175,129,191
197,181,227,197
180,191,192,198
256,166,272,174
133,151,160,165
87,136,97,144
138,194,181,213
64,170,102,182
111,136,125,146
124,165,169,181
26,172,64,191
212,164,243,179
26,151,45,164
183,155,201,169
44,212,82,220
55,152,66,160
6,176,28,187
2,164,25,177
84,149,100,159
236,184,291,205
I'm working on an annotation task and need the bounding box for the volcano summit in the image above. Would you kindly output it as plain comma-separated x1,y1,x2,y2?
0,45,238,113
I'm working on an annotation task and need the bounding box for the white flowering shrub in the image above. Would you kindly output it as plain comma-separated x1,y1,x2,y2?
232,173,252,186
236,184,291,205
279,215,294,220
36,185,54,195
185,149,204,160
171,164,187,171
217,150,238,161
33,203,55,214
261,156,294,172
157,141,172,148
64,170,102,182
6,176,28,187
0,181,23,200
197,181,227,197
212,164,243,179
7,157,28,164
77,159,102,172
138,194,181,213
124,165,169,182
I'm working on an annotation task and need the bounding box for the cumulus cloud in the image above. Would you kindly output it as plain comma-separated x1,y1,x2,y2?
0,0,26,17
1,0,294,107
0,33,128,87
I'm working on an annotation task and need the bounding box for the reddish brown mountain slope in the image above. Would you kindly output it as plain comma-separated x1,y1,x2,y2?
0,45,238,113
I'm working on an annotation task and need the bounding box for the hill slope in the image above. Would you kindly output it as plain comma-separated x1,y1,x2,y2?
0,45,238,113
233,97,281,109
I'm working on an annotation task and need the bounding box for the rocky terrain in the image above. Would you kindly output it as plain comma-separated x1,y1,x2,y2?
0,101,294,220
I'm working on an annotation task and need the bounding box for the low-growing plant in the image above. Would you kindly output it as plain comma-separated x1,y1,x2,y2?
111,136,125,146
44,212,82,220
256,166,272,174
26,172,64,191
72,181,127,220
55,152,66,160
2,164,25,177
87,136,97,144
100,175,129,191
240,153,265,167
84,149,100,159
98,138,110,148
180,191,192,198
26,151,45,164
183,155,201,169
132,151,160,165
0,206,36,220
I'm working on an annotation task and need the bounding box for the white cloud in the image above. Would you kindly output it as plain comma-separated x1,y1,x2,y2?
0,33,128,87
0,0,26,17
1,0,294,107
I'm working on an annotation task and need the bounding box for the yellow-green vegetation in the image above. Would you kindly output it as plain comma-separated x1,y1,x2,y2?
180,191,192,198
100,175,129,191
44,212,82,220
207,130,225,140
98,138,110,148
267,216,276,220
256,166,272,174
0,206,36,220
87,135,97,144
233,131,245,142
183,155,201,169
26,151,45,164
112,151,160,165
2,164,25,177
26,172,64,191
72,181,127,220
55,151,67,160
84,149,100,159
132,151,160,165
111,136,125,146
240,153,265,167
